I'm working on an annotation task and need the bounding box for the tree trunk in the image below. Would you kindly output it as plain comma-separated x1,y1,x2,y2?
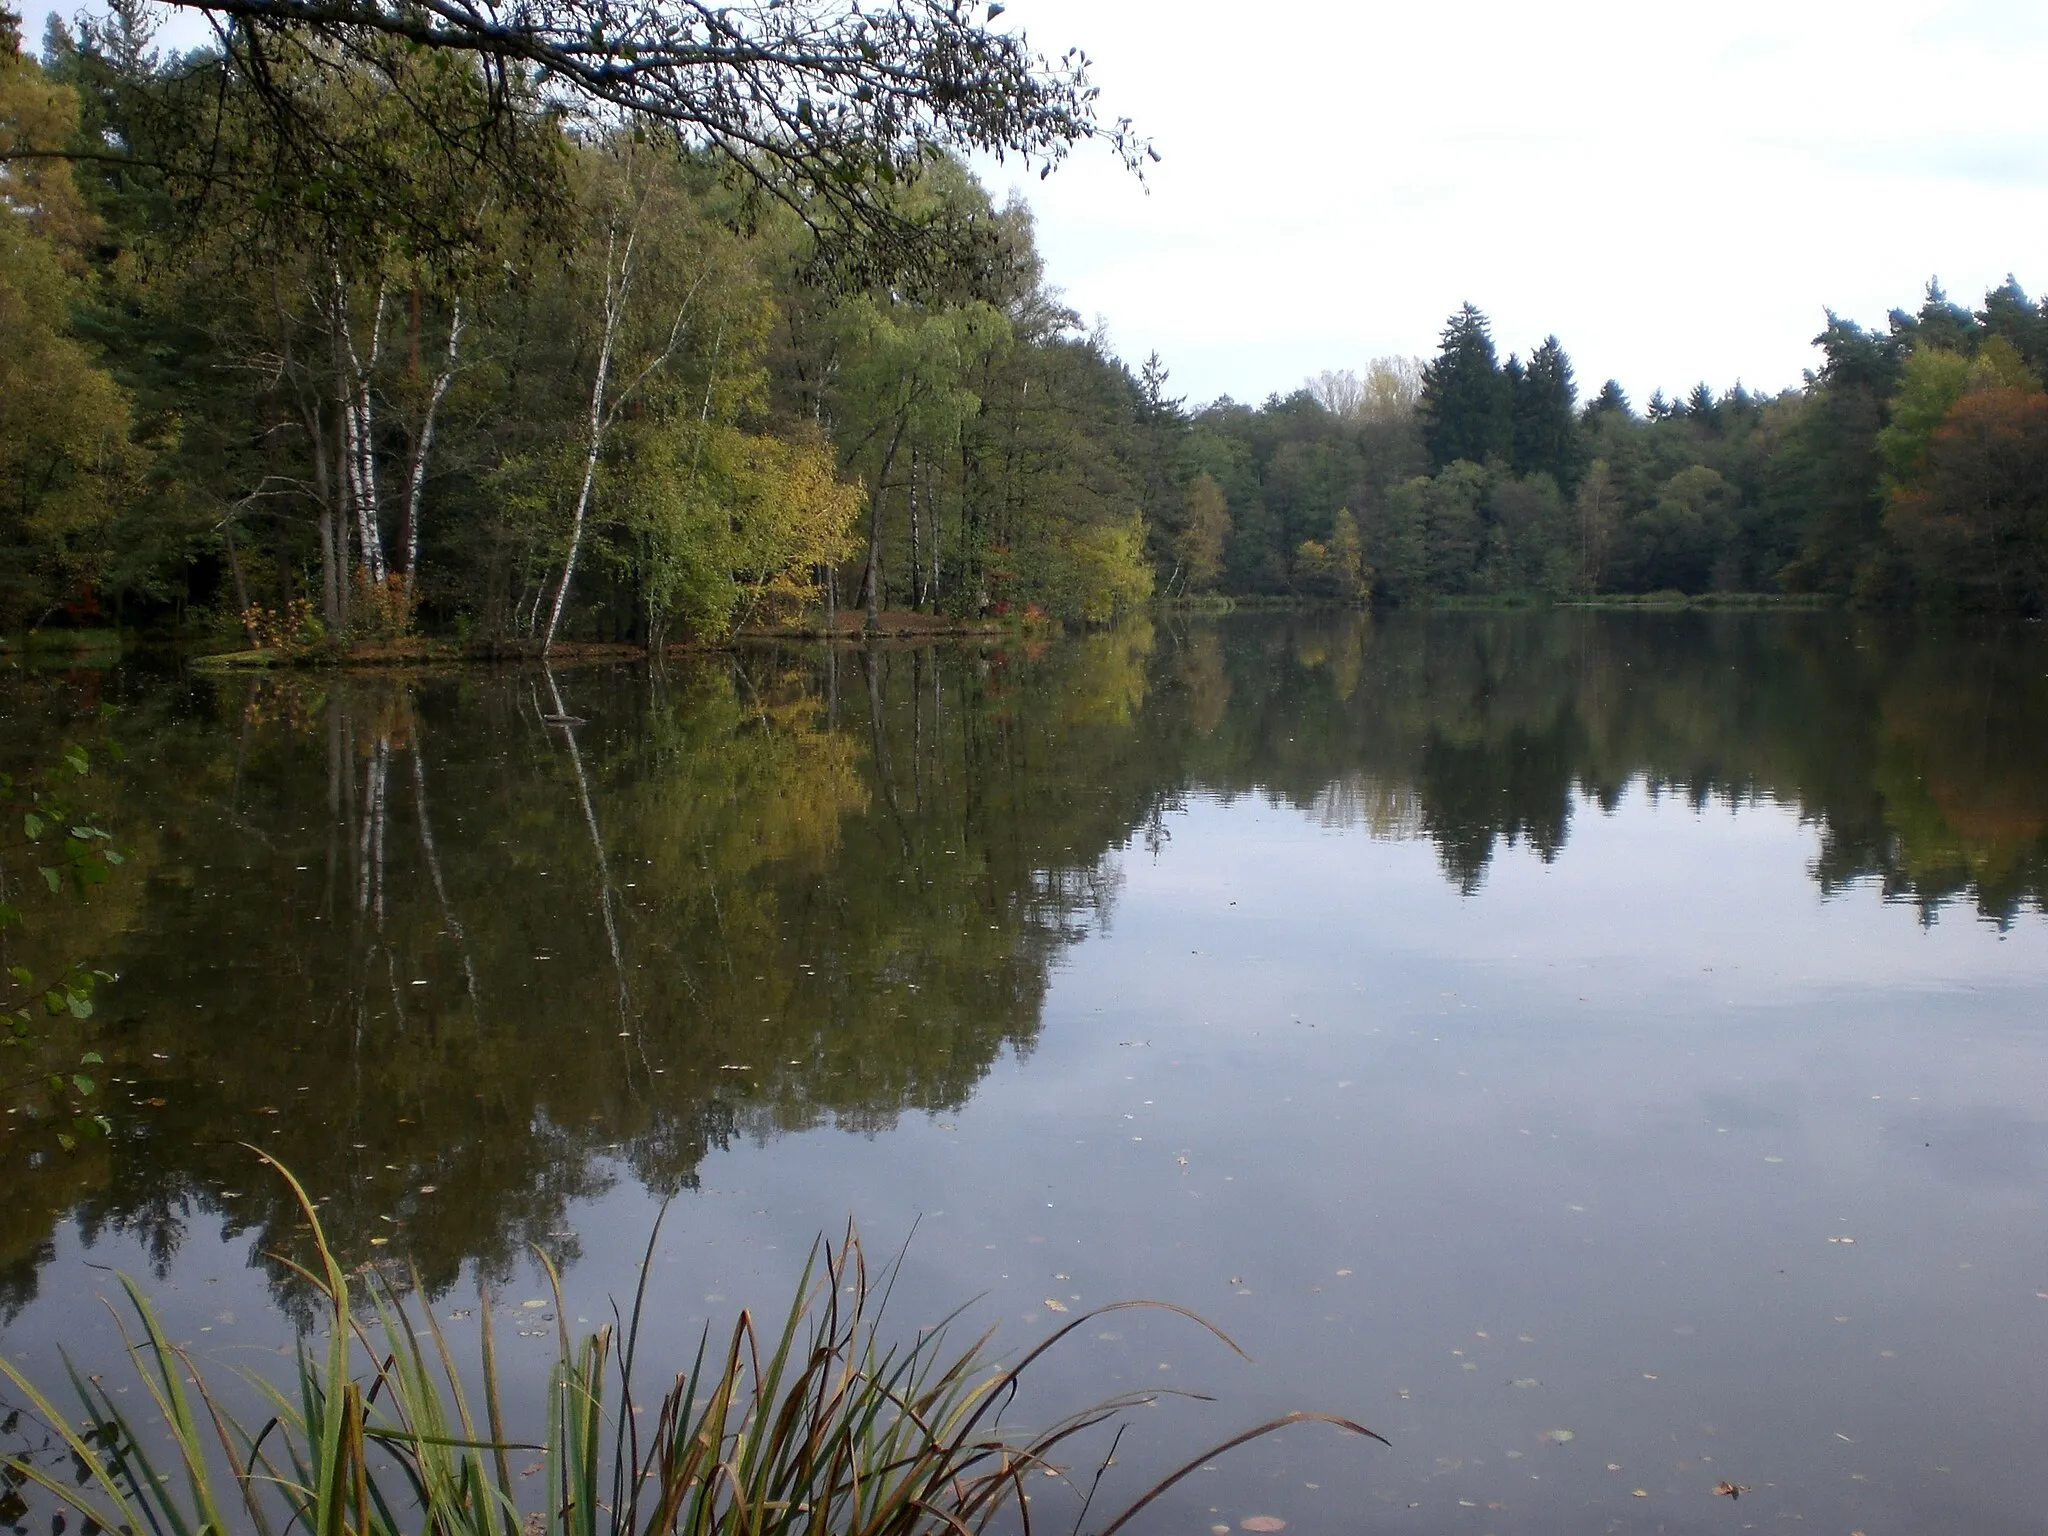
334,268,389,588
863,419,906,631
542,276,621,654
401,298,464,605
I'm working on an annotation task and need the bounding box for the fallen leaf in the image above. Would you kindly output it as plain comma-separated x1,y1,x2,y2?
1542,1429,1574,1444
1043,1298,1067,1313
1631,1488,1648,1498
1712,1481,1750,1500
522,1299,548,1309
1239,1518,1286,1533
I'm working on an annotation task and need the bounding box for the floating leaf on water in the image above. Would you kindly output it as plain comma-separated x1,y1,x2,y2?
1335,1268,1352,1277
1239,1517,1287,1532
1542,1429,1574,1444
1043,1298,1067,1312
1510,1377,1541,1388
1712,1481,1750,1499
522,1299,547,1309
1606,1463,1621,1472
1631,1488,1648,1498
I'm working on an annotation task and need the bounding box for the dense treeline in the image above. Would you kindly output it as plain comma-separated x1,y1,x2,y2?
1183,284,2048,610
0,8,1160,643
8,4,2048,636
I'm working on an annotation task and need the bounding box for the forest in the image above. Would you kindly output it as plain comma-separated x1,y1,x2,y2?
5,2,2048,642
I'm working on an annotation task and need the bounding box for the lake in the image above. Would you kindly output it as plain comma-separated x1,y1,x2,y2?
4,610,2048,1535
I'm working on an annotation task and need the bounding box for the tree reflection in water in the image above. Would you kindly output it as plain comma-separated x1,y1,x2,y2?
3,611,2046,1314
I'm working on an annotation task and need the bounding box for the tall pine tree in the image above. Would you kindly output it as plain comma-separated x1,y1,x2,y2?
1420,304,1512,469
1511,335,1582,489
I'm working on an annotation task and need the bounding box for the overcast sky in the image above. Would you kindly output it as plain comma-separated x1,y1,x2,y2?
23,0,2048,408
978,0,2048,407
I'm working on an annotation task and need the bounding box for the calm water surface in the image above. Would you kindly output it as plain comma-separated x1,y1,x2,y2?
5,612,2048,1534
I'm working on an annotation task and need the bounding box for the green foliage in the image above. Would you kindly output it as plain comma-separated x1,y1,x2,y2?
1877,346,1975,492
1172,472,1231,594
18,2,2048,628
0,41,146,631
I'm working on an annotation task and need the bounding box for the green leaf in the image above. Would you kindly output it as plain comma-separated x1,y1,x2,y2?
80,1051,103,1065
7,965,28,985
40,867,61,894
63,745,89,776
105,850,125,866
71,1074,96,1096
68,994,94,1020
56,1132,76,1152
44,991,67,1015
23,812,45,840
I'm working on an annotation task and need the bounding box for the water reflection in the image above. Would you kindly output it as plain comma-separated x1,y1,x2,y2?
3,612,2047,1313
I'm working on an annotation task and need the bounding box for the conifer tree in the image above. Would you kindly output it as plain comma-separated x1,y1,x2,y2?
1511,335,1582,489
1584,379,1632,422
1419,303,1512,470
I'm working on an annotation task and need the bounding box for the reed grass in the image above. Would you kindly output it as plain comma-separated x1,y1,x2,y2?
2,1155,1383,1536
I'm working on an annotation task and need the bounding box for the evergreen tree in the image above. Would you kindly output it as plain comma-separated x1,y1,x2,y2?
1584,379,1632,422
1889,279,1981,355
1511,335,1582,489
1419,303,1512,470
1978,277,2048,378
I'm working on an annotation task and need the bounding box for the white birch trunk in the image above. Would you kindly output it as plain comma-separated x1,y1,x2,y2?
401,298,464,603
541,229,626,655
334,269,389,587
